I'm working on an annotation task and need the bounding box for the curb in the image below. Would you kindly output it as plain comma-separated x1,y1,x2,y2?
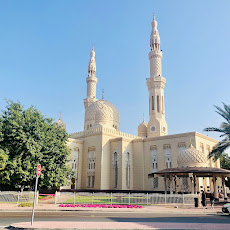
1,209,220,214
9,227,178,230
0,209,221,215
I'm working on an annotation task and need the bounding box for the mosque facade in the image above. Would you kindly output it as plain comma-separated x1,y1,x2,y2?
58,17,222,193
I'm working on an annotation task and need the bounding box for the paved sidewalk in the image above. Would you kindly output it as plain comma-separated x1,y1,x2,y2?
0,203,222,215
10,221,230,230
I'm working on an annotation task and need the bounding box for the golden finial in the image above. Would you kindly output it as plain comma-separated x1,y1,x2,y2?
59,111,62,120
153,14,155,20
102,89,104,100
92,44,94,50
143,113,145,122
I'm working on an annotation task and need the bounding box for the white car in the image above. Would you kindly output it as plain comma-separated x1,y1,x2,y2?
222,203,230,215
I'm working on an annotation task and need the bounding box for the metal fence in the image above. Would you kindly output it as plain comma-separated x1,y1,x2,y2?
55,192,199,205
0,191,38,204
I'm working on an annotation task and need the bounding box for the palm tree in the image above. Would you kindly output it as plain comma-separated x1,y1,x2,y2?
204,103,230,161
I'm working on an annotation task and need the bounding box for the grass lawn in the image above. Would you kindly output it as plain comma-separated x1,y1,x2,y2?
62,196,148,205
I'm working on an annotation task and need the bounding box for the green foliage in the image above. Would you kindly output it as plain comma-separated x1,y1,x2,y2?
0,119,8,170
18,202,33,207
204,103,230,161
0,100,73,189
0,149,8,170
220,153,230,170
220,153,230,188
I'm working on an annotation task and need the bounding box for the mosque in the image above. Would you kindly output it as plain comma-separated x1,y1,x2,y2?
56,17,226,195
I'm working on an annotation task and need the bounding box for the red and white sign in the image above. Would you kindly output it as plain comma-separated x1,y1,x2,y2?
36,164,41,177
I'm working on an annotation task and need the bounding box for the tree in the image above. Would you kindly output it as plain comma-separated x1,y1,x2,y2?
0,100,72,190
204,103,230,161
0,118,8,170
220,153,230,188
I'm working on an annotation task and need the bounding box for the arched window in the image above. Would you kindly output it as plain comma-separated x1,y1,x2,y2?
162,96,164,113
114,152,118,188
126,152,131,188
164,145,172,169
157,95,160,112
87,150,96,188
149,98,150,114
152,96,154,110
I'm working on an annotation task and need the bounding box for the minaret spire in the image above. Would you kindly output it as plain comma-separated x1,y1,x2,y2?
146,16,168,137
84,46,98,108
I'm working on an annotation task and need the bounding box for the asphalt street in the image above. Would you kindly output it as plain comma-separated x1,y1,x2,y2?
0,211,230,229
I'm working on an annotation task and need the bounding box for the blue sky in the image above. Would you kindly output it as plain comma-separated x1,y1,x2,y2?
0,0,229,142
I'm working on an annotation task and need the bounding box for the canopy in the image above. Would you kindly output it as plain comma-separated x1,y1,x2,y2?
148,167,230,178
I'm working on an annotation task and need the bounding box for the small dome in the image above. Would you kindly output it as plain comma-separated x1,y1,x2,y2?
138,120,147,138
178,145,207,167
55,118,66,130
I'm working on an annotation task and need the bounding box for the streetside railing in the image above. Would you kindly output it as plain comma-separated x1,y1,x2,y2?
0,191,39,204
55,191,199,205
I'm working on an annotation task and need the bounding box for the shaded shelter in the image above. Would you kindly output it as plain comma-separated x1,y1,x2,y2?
148,167,230,199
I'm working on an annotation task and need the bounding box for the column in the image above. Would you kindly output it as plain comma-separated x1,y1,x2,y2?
222,176,228,200
213,176,218,200
170,175,173,194
203,177,206,192
164,175,167,194
191,177,194,194
194,176,197,194
174,176,177,194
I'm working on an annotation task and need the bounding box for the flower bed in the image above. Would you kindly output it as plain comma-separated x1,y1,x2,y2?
59,204,142,208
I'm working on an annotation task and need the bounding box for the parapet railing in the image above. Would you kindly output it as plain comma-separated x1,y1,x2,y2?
70,127,141,140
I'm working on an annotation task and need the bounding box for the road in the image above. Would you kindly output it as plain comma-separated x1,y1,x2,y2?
0,211,230,229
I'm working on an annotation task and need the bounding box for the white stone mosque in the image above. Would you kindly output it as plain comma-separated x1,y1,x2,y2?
56,17,229,197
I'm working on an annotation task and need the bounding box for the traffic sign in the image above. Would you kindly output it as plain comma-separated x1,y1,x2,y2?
36,164,41,177
31,164,41,225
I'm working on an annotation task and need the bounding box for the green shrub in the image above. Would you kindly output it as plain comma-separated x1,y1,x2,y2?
18,203,33,207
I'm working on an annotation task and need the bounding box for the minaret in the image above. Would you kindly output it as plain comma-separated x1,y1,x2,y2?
84,46,98,108
146,16,168,137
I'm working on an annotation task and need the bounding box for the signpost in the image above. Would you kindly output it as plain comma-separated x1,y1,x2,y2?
31,164,41,225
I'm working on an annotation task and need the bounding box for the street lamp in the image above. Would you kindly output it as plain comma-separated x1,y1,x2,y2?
72,160,77,190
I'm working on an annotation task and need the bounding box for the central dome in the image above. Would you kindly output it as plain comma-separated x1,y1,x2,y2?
85,99,119,129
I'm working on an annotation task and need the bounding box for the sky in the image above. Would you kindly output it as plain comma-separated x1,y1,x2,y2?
0,0,229,143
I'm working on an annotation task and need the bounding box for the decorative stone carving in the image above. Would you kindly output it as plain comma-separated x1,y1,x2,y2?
150,145,157,150
85,99,119,129
178,145,207,167
178,142,186,148
163,144,171,149
88,146,96,152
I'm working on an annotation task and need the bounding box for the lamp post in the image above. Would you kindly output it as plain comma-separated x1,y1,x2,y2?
73,160,77,190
